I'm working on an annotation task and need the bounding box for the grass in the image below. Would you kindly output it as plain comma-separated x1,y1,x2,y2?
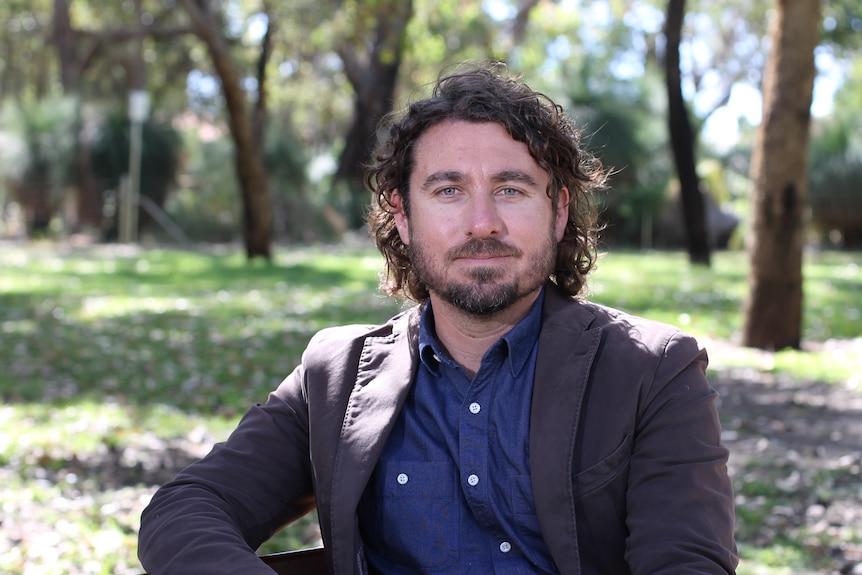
589,250,861,384
0,242,859,574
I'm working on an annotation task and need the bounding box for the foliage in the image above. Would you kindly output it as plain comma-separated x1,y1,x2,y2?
0,0,56,102
821,0,862,54
165,129,240,242
1,96,78,185
89,113,182,237
808,149,862,247
0,96,79,233
566,72,674,246
807,58,862,247
90,114,182,197
0,0,857,246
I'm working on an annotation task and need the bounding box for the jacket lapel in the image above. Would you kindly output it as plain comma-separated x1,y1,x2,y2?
328,308,420,574
530,286,602,575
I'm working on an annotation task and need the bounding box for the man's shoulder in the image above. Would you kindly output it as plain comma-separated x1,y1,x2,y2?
305,306,420,353
580,300,678,331
545,290,695,351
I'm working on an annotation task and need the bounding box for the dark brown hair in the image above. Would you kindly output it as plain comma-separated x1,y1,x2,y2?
365,62,605,302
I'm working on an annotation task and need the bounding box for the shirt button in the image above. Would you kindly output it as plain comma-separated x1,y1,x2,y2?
467,474,479,486
397,473,408,485
500,541,512,553
468,402,481,414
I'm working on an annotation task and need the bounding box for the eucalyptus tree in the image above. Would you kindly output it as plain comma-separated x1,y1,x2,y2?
664,0,710,265
742,0,821,350
181,0,275,260
330,0,415,228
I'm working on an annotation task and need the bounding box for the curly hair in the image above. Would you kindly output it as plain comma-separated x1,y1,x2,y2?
365,62,605,302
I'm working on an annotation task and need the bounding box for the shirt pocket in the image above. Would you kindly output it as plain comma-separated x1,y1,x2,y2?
362,460,459,571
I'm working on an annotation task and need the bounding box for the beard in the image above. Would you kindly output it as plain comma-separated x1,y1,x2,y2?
409,232,558,316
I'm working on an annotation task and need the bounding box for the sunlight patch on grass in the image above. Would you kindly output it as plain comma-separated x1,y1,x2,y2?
78,295,201,320
705,338,862,387
736,543,803,575
0,402,238,470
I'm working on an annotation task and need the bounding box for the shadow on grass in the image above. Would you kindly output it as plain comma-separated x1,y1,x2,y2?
0,247,401,415
713,370,862,573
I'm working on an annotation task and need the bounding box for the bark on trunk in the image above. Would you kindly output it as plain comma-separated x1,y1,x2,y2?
664,0,711,265
183,0,272,260
742,0,820,350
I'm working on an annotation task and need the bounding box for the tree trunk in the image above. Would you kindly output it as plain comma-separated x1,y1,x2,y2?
53,0,80,91
664,0,711,265
335,0,414,229
252,6,274,154
742,0,820,350
52,0,101,232
182,0,272,260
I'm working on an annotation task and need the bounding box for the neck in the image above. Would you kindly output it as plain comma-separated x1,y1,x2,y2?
428,290,541,379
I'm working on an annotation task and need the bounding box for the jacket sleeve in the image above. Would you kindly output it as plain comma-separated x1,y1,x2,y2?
624,331,738,574
137,363,316,575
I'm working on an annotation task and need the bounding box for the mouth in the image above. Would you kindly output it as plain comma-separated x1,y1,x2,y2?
448,240,520,263
455,255,513,267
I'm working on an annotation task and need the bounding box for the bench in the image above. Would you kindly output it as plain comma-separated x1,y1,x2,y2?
139,546,328,574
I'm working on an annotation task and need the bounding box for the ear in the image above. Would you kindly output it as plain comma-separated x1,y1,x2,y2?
555,187,570,242
391,190,411,246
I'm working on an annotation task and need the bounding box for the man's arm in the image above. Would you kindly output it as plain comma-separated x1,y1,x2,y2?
625,332,738,574
137,366,316,575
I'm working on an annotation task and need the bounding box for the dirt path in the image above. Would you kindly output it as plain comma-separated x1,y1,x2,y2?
711,339,862,574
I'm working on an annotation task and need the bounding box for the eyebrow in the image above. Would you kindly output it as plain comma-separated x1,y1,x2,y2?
490,170,539,187
420,171,464,190
420,169,539,190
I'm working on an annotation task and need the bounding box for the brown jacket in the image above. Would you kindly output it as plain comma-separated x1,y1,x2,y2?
138,285,738,574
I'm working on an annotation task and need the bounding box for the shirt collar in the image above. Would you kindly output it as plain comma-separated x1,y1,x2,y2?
418,288,545,377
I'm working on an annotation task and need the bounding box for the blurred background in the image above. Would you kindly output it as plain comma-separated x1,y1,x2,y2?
0,0,859,256
0,1,860,574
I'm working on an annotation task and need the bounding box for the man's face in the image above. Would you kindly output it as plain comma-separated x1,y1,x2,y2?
392,120,569,316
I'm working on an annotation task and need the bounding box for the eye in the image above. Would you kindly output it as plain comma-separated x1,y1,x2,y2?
437,187,459,197
498,187,522,197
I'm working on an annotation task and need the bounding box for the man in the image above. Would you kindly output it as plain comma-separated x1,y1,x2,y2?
138,63,738,574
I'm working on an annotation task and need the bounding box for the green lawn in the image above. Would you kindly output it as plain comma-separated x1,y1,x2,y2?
0,243,859,574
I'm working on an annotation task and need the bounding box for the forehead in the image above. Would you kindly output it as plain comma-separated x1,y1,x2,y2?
410,120,543,179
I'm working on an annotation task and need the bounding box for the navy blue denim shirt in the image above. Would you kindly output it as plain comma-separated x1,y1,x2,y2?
358,290,558,574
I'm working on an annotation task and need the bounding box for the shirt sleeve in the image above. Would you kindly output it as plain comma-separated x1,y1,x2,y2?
137,364,316,575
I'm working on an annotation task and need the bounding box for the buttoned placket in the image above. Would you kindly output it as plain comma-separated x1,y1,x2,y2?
457,350,523,567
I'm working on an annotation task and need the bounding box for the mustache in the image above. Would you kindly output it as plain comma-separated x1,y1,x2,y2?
447,238,522,261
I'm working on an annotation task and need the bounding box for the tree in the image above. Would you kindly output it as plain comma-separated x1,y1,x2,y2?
181,0,273,260
333,0,415,229
43,0,196,233
742,0,821,350
663,0,711,265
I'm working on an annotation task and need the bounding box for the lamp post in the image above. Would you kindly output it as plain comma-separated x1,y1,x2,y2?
120,90,150,243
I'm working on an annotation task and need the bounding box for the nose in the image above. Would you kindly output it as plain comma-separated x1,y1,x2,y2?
465,194,504,238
